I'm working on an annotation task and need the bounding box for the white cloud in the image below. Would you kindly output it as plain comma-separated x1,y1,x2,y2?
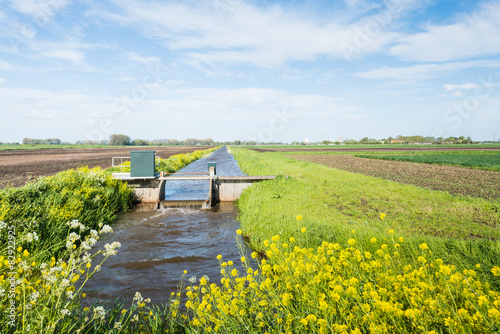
0,60,14,70
452,91,463,97
0,78,5,85
443,83,479,91
356,60,500,81
43,49,84,63
8,0,70,19
100,0,400,67
390,1,500,61
128,52,162,66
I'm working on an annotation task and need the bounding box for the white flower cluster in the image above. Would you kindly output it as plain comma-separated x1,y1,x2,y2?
60,309,71,317
93,306,106,320
100,224,113,234
67,219,87,231
66,232,81,249
103,242,121,256
26,232,39,243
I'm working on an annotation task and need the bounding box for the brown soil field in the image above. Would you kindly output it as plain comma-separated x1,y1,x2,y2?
291,154,500,200
253,147,500,153
0,146,210,189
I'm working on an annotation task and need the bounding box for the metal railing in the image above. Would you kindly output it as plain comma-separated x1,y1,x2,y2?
111,156,161,173
112,157,131,173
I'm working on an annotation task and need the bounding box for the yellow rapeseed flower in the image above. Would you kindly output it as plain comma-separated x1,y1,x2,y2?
217,254,222,260
301,227,307,233
419,243,429,250
236,229,242,235
370,238,377,243
380,213,386,220
296,215,303,221
492,266,500,276
348,239,356,246
388,229,394,234
22,249,29,257
82,293,86,298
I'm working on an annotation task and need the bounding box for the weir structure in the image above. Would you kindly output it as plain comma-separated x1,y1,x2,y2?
111,151,276,209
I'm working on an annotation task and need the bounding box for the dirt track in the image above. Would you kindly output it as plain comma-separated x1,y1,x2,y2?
0,146,210,189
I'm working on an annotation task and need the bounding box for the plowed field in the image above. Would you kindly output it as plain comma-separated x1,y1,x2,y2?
0,146,210,189
291,154,500,200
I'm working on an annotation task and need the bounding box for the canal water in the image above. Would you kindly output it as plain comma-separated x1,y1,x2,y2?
83,147,250,305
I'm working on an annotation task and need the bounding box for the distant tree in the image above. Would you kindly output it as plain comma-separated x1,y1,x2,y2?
46,138,61,145
167,139,179,146
109,134,131,146
23,138,34,145
185,138,198,146
133,139,149,146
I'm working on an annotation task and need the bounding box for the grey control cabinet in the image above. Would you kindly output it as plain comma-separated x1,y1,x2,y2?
130,151,156,178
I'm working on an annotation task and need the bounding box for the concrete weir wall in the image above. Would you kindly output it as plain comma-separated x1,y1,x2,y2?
113,173,277,207
126,178,166,203
215,176,276,202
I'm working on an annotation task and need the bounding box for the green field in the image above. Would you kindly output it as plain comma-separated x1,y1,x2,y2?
356,151,500,171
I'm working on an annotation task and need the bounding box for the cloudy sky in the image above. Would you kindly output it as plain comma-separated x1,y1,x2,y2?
1,0,499,143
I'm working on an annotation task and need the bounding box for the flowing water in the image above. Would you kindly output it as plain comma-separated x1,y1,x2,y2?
83,147,250,305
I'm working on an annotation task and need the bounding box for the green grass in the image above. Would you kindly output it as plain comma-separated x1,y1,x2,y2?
356,151,500,171
232,148,500,288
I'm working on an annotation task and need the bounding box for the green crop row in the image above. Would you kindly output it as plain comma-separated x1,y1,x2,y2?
355,152,500,171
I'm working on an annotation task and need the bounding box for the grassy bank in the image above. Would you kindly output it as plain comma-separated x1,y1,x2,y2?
232,148,500,286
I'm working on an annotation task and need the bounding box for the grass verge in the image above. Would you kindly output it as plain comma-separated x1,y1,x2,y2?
232,148,500,287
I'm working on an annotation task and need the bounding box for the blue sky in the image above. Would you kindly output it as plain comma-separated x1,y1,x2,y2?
0,0,499,143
